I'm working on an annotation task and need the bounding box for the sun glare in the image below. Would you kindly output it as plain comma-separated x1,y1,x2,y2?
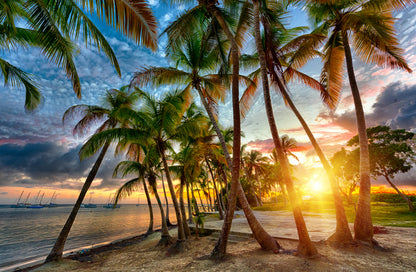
311,181,324,193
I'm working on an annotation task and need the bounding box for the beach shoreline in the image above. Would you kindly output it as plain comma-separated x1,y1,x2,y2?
16,215,416,272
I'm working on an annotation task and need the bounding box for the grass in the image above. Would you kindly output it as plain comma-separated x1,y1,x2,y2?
253,196,416,228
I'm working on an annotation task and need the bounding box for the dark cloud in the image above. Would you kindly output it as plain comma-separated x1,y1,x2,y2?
369,82,416,130
317,82,416,133
0,142,125,190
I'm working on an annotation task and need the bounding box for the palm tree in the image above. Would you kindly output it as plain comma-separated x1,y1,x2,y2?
306,0,412,243
112,160,155,235
133,21,281,255
1,0,157,110
80,88,201,251
160,0,244,258
251,0,318,256
239,4,354,242
46,86,139,262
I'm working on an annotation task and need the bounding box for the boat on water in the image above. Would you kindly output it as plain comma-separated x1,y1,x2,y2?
10,191,26,208
27,191,44,209
47,192,58,207
82,194,97,208
103,193,120,208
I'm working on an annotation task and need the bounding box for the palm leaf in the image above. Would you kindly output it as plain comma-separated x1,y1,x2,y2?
77,0,157,51
46,0,121,75
320,31,344,109
284,67,336,109
0,57,41,111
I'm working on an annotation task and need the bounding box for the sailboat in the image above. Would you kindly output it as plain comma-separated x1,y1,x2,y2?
27,191,44,208
48,192,58,207
103,193,120,208
11,191,26,208
83,194,97,208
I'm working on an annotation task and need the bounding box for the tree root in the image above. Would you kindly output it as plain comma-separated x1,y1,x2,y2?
166,239,185,256
157,235,174,247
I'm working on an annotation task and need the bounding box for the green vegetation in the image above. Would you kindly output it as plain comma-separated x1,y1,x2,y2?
254,195,416,227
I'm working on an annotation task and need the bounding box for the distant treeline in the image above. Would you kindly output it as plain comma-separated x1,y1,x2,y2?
371,193,416,203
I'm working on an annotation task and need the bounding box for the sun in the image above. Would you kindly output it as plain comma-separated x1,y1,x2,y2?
311,181,324,193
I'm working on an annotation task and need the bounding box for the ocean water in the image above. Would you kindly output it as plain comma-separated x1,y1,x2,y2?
0,204,176,271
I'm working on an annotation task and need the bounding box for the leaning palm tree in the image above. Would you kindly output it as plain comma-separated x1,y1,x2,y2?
133,21,281,255
306,0,412,244
250,0,318,256
1,0,157,110
159,0,246,258
46,86,139,262
239,6,354,243
80,88,201,252
113,160,155,235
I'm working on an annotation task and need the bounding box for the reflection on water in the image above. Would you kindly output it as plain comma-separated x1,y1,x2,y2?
0,204,176,270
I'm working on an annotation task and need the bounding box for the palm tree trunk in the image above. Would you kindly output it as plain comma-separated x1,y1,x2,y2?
255,170,263,206
207,188,213,211
384,175,415,211
206,158,224,219
186,180,193,224
46,142,110,262
191,186,200,214
142,178,154,234
252,0,317,257
161,172,173,226
150,178,173,246
274,72,353,243
209,4,241,259
180,176,191,238
218,165,229,208
342,32,373,243
160,151,186,243
197,187,207,212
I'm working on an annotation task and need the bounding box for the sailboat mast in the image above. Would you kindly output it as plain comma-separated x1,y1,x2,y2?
16,191,24,203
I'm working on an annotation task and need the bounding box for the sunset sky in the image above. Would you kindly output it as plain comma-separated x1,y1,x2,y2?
1,4,416,204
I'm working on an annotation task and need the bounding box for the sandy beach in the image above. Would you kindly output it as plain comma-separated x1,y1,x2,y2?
27,211,416,272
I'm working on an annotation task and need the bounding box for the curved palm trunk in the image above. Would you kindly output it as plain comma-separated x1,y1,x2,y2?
191,185,200,214
209,5,241,259
46,142,110,262
384,175,415,211
218,165,229,209
180,175,191,238
275,72,353,243
161,173,173,226
254,170,263,206
186,181,193,224
206,158,224,219
160,151,186,243
252,0,317,257
197,187,207,212
206,188,213,211
142,178,154,234
149,177,173,246
343,32,373,243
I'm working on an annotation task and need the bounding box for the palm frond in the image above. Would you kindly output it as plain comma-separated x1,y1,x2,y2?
46,0,121,75
0,57,41,111
320,31,344,109
131,66,190,88
77,0,157,51
114,177,141,206
25,0,82,99
284,67,336,108
80,128,151,160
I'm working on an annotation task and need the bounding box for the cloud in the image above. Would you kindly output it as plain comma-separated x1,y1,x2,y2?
0,142,126,190
316,82,416,134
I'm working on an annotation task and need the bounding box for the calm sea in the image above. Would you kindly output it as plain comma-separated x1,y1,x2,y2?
0,204,176,271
